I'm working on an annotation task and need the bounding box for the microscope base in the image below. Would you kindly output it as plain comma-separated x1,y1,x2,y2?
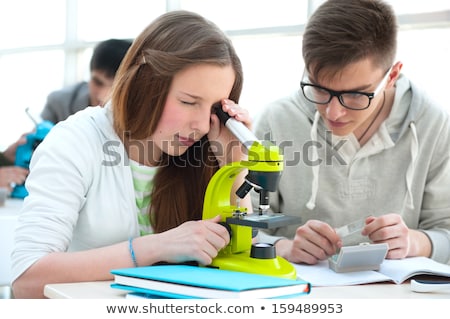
210,252,297,280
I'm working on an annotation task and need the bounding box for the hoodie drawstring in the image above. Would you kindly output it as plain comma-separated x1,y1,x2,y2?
306,111,321,210
305,112,418,211
404,122,418,210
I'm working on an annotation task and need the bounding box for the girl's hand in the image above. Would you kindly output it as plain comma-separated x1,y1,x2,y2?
208,99,252,167
156,215,230,265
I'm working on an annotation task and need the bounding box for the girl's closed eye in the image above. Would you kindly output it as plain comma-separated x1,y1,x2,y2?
180,100,196,106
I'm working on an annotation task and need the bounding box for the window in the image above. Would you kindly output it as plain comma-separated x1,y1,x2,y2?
77,0,166,41
178,0,308,30
0,51,65,142
0,0,66,49
1,0,449,149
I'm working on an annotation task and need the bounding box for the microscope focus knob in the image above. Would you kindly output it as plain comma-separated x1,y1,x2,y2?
250,243,276,259
218,222,232,239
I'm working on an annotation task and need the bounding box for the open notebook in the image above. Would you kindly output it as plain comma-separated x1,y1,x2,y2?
293,256,450,286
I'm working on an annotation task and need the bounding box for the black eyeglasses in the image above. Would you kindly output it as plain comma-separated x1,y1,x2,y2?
300,67,392,110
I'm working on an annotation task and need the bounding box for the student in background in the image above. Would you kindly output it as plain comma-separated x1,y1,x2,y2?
253,0,450,265
0,136,28,192
41,38,132,124
12,10,250,298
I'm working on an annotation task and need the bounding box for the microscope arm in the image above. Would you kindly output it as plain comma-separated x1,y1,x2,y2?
203,161,253,254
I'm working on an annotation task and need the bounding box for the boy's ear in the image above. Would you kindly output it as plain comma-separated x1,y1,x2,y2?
388,61,403,87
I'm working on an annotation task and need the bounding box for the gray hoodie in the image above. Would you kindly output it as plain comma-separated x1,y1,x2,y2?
253,75,450,264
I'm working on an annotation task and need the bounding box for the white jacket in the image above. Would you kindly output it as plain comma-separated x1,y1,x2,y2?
253,75,450,264
11,104,140,283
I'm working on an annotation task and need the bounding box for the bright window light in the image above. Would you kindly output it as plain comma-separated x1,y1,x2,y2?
0,0,449,149
77,0,166,41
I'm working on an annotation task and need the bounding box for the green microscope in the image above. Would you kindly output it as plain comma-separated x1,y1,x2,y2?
202,104,300,280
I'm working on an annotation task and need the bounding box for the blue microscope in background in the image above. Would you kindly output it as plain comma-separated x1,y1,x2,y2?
11,108,54,198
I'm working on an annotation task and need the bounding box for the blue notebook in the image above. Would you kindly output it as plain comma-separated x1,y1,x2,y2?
111,265,310,299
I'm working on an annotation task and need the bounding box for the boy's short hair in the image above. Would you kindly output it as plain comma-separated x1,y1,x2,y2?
303,0,397,80
90,38,132,78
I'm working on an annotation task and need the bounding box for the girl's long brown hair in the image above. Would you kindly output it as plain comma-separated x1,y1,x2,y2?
111,11,243,233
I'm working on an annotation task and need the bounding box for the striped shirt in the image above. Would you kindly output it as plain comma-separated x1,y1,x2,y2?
129,159,157,236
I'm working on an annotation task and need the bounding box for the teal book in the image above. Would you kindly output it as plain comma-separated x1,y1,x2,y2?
110,265,311,299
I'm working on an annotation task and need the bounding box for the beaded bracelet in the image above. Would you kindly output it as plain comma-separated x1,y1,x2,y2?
128,237,138,267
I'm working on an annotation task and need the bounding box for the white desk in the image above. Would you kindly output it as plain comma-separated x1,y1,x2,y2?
44,280,449,299
0,198,23,286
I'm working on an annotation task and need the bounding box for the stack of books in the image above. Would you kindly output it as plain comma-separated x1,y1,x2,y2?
110,264,311,299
